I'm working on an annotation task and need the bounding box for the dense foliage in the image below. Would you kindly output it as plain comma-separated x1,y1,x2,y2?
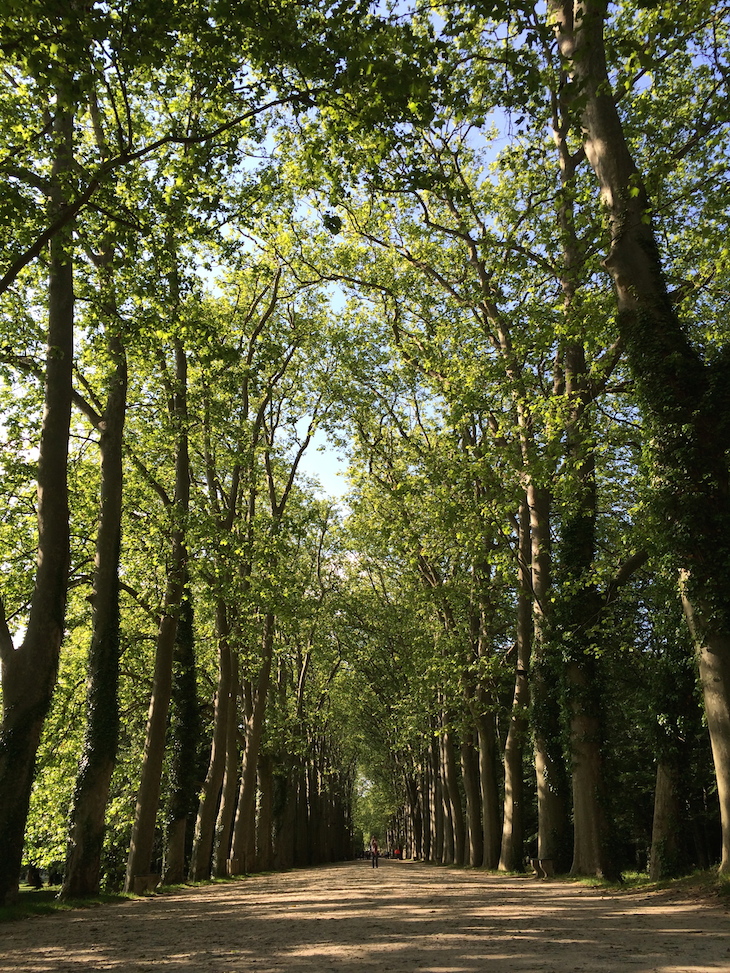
1,0,729,903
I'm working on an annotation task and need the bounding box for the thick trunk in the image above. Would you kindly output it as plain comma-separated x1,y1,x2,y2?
553,0,730,874
649,760,683,881
189,599,231,880
230,613,275,872
63,332,126,898
567,653,614,877
529,483,570,867
125,341,190,892
460,731,483,867
475,710,501,868
561,344,616,878
0,100,74,906
162,580,198,885
682,587,730,874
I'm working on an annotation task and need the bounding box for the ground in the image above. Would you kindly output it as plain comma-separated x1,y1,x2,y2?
1,861,729,972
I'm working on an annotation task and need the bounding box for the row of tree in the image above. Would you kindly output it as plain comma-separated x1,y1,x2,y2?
1,0,729,904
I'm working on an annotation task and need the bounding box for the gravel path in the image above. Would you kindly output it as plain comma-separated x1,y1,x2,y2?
1,861,729,973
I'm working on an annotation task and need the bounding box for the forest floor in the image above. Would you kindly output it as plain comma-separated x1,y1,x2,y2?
1,860,729,973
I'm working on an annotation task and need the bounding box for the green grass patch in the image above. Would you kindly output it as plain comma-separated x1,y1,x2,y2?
566,868,730,903
0,885,131,924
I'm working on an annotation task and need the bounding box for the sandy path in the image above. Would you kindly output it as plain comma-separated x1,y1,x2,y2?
1,861,728,973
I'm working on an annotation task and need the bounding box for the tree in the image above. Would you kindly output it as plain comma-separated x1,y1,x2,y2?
549,0,730,873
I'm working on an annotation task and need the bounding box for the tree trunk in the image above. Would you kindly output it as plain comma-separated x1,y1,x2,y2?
552,0,730,873
567,654,614,877
460,730,483,867
500,499,531,871
63,330,127,898
649,760,683,881
441,726,464,864
189,599,232,880
681,585,730,874
213,646,239,877
162,579,198,885
475,709,501,868
555,0,730,873
528,483,570,868
257,753,274,871
0,99,74,906
420,762,431,861
430,736,444,861
125,340,190,892
230,613,275,872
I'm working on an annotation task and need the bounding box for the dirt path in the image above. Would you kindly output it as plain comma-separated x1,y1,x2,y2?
1,861,728,973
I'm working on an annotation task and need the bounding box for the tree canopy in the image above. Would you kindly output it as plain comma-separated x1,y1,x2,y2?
1,0,729,904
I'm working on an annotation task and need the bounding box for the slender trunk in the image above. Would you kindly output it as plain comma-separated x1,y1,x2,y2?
189,599,231,880
63,331,127,898
0,99,74,905
213,646,239,876
421,762,431,861
230,613,275,872
460,731,483,867
441,725,464,864
294,762,309,866
499,499,531,871
257,753,274,871
273,765,296,869
125,340,190,891
431,735,444,861
560,344,616,878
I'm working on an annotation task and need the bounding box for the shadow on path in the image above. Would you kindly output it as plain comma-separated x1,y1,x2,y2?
1,861,728,973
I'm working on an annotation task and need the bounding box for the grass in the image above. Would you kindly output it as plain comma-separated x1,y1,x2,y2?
3,867,728,924
569,868,730,903
1,873,254,924
0,884,131,924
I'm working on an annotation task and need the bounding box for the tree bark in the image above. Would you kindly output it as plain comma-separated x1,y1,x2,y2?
528,483,570,868
460,730,483,867
499,500,532,871
189,598,232,880
162,578,198,885
125,339,190,892
0,99,74,906
649,759,683,881
230,613,276,872
213,644,240,876
257,753,274,871
440,724,464,864
681,583,730,874
552,0,730,873
63,329,127,898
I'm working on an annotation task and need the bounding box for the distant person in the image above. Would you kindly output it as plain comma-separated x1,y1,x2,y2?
370,836,379,869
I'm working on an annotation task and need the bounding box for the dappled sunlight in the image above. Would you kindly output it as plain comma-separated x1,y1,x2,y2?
1,863,728,972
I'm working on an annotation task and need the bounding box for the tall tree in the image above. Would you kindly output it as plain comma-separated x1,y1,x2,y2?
549,0,730,873
0,85,74,905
